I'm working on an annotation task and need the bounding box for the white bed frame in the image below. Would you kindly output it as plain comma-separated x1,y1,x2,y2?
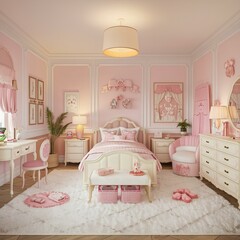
82,117,158,186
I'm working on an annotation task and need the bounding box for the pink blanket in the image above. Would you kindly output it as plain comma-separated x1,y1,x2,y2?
78,140,162,171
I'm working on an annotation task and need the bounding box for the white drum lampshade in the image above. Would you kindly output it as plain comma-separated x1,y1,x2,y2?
72,115,87,139
103,25,139,58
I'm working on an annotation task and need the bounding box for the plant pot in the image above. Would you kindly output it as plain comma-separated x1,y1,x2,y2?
48,153,59,168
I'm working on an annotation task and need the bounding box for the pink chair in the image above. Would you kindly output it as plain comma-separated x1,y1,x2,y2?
22,139,50,188
169,135,200,177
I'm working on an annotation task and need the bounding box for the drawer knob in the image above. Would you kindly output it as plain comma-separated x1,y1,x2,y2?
206,161,209,164
224,158,229,162
206,140,209,143
206,151,209,154
224,170,229,174
25,146,30,150
17,150,20,154
224,181,229,186
224,146,229,149
206,171,209,174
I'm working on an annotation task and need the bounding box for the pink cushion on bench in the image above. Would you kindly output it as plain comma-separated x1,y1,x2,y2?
23,160,45,168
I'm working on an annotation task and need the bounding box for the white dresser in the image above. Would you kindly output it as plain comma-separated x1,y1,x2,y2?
64,138,88,165
151,138,175,163
200,134,240,208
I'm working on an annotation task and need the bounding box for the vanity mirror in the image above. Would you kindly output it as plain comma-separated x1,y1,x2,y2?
228,77,240,131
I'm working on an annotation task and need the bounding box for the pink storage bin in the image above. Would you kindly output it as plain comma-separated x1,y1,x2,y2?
98,168,114,176
98,185,118,203
121,185,141,203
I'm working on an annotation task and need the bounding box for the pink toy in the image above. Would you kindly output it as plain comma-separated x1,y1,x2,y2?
98,168,114,176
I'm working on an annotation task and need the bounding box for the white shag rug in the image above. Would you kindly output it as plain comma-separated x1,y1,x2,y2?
0,169,240,235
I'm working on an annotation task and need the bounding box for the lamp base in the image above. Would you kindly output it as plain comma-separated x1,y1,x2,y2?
76,125,84,139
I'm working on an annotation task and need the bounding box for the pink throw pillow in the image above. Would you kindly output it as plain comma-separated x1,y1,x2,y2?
121,130,137,141
102,130,117,141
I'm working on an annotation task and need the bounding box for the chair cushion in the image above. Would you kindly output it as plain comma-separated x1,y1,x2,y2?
23,160,45,168
172,151,195,163
176,146,197,152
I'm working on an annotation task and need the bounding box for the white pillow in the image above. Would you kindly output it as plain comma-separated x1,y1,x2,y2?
119,127,140,142
176,146,197,152
99,127,119,142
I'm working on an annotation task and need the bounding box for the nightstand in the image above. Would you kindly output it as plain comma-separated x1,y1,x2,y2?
151,138,174,163
64,138,89,166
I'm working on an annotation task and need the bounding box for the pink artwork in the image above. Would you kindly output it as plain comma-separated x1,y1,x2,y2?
224,58,235,78
154,82,183,122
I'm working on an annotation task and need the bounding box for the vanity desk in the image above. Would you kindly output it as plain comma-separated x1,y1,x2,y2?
0,139,37,196
200,134,240,208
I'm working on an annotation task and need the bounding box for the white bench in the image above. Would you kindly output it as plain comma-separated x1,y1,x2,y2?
88,169,152,203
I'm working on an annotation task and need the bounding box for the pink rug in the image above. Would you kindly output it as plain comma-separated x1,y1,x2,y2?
24,191,70,208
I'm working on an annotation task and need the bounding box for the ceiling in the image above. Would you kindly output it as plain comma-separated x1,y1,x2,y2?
0,0,240,56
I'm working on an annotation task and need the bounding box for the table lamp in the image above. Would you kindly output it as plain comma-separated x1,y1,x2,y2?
72,115,87,139
209,106,229,136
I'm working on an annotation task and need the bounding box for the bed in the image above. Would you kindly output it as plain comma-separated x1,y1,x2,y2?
78,117,162,186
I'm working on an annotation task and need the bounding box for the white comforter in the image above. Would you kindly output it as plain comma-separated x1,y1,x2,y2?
78,140,162,171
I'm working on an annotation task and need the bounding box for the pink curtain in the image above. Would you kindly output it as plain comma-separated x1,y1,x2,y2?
0,83,17,113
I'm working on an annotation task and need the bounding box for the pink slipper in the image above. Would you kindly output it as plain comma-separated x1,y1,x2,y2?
173,188,185,194
184,189,198,199
172,192,182,200
181,193,192,203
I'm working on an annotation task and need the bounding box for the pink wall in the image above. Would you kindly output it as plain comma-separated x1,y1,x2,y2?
53,65,91,123
217,31,240,104
53,65,91,155
193,51,213,89
98,65,143,127
150,65,188,128
26,51,48,127
217,31,240,136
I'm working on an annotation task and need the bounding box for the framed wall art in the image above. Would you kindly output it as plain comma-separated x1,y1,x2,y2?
37,79,44,101
29,76,37,100
64,91,80,114
29,103,36,125
37,103,44,124
153,82,183,123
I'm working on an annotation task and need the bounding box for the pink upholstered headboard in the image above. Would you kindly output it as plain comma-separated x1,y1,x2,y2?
94,117,146,145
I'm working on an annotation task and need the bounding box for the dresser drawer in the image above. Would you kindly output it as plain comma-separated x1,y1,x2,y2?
217,140,239,156
66,141,84,147
13,148,22,159
155,153,171,163
155,146,169,154
217,164,239,183
201,165,216,182
66,153,84,162
201,155,216,170
67,146,83,153
216,152,239,170
216,174,238,199
21,143,35,155
201,146,216,159
201,136,216,148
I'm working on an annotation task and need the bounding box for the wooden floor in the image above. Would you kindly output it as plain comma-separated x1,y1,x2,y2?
0,163,239,240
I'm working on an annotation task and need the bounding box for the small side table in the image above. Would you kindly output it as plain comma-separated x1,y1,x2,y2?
151,138,175,163
64,138,89,166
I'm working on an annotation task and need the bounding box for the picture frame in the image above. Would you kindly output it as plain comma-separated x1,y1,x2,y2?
29,76,37,100
64,91,80,114
37,79,44,101
37,103,44,124
29,103,36,125
153,82,183,123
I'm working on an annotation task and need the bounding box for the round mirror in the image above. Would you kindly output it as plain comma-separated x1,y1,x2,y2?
228,77,240,130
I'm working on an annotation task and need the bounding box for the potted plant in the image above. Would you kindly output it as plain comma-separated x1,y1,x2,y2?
46,107,71,167
177,119,191,135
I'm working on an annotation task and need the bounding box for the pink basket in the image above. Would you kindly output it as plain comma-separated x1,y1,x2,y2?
98,185,118,203
121,185,141,203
